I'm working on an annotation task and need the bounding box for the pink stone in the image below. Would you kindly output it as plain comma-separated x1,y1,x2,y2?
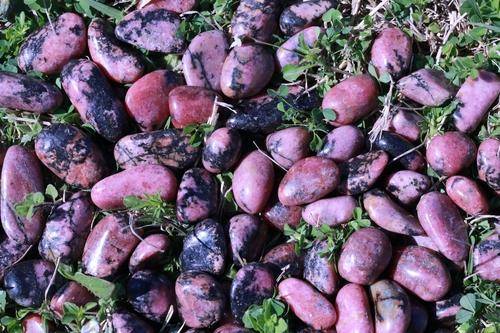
397,69,455,106
335,283,374,333
426,131,476,176
276,26,321,69
370,27,412,79
445,176,489,215
317,125,365,162
302,196,356,227
129,234,170,273
266,127,311,169
169,86,218,128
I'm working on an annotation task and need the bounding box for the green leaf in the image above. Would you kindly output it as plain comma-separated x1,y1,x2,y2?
45,184,58,202
322,108,337,121
78,0,123,22
460,293,477,312
14,192,44,218
0,290,6,314
282,64,306,82
58,263,116,300
322,8,342,23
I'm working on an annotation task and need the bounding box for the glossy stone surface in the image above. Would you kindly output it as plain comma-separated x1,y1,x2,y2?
303,240,338,295
372,131,425,171
263,242,303,277
233,151,275,214
276,26,321,69
342,150,389,195
50,282,95,317
115,7,185,53
91,164,178,210
279,0,334,35
39,192,94,264
426,131,476,176
125,70,182,131
453,70,500,133
129,234,170,273
202,127,242,173
22,313,53,333
175,271,225,328
0,238,30,280
182,30,229,92
137,0,196,13
338,227,392,285
278,278,337,330
388,109,423,142
335,283,374,333
230,263,274,320
302,196,356,227
0,72,62,113
169,86,218,128
369,280,411,333
220,44,275,99
266,127,311,169
317,125,365,162
370,27,412,79
82,213,140,278
390,246,451,301
407,298,429,333
385,170,431,206
35,123,107,188
1,145,44,244
88,18,145,84
322,74,378,126
61,59,128,142
397,69,455,106
278,157,339,206
477,137,500,193
416,192,469,262
263,201,302,231
363,189,424,235
473,234,499,282
231,0,279,42
111,310,155,333
180,219,226,275
176,168,218,223
18,12,86,74
114,129,200,170
229,214,267,263
445,176,489,215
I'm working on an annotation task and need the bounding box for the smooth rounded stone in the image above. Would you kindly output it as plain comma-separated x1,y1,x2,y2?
370,27,412,79
82,213,140,278
297,329,335,333
111,310,155,333
88,18,144,84
317,125,364,162
35,123,107,188
182,30,229,92
233,151,275,214
18,12,86,74
50,282,95,318
303,240,338,295
263,242,303,277
91,164,177,210
169,86,218,128
0,238,30,280
214,323,252,333
114,129,200,170
426,131,476,176
397,69,455,106
127,270,175,322
115,7,185,53
407,298,428,333
372,131,425,171
175,271,225,329
226,85,320,133
433,294,461,325
125,70,182,132
453,70,500,133
416,192,469,262
322,74,378,126
342,150,389,195
390,246,451,301
0,72,62,113
363,189,424,236
369,280,411,333
278,157,339,206
61,59,128,142
22,313,53,333
38,192,94,264
180,219,226,275
231,0,279,42
137,0,196,13
412,235,440,252
338,227,392,285
202,127,242,173
278,278,337,330
302,196,356,227
177,168,218,223
385,170,431,206
473,233,499,282
229,214,267,263
266,127,311,169
129,234,170,272
4,260,59,308
335,283,374,333
230,263,274,320
263,200,302,231
445,176,489,215
279,0,334,35
1,145,44,244
220,44,275,99
477,137,500,192
276,26,321,69
388,109,423,142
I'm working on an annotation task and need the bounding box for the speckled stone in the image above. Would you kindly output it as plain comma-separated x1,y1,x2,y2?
369,280,411,333
279,0,334,35
445,176,489,215
202,127,242,173
426,131,476,176
266,127,311,169
397,69,455,106
370,27,412,79
477,137,500,193
231,0,279,42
